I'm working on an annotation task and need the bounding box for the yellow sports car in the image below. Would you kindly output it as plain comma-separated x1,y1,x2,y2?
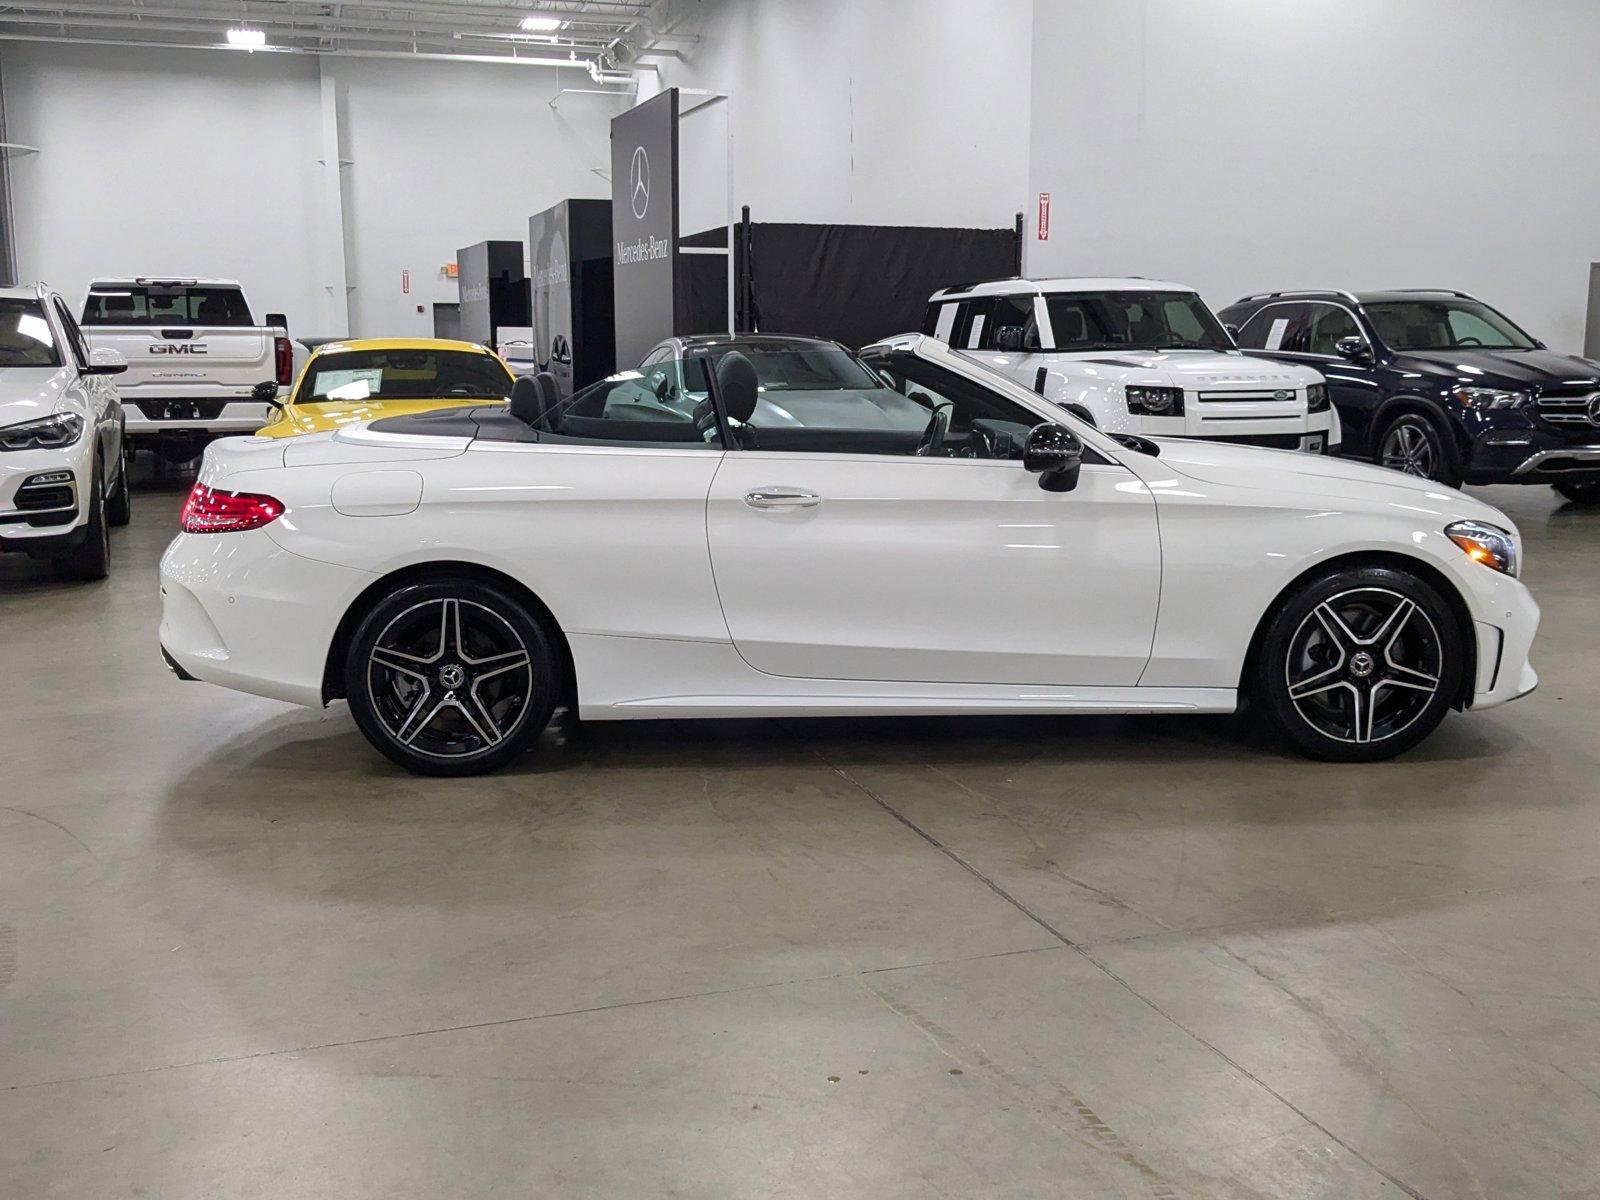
256,338,515,438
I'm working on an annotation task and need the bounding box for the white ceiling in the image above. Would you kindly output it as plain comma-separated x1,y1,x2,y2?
0,0,679,71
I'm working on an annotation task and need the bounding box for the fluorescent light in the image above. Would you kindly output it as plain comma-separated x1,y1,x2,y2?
519,14,563,31
227,27,266,47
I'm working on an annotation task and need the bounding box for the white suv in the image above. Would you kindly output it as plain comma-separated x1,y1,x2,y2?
0,284,130,580
925,277,1340,454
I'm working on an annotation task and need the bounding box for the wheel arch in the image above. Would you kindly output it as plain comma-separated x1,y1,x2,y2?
321,560,576,707
1238,549,1478,711
1370,393,1467,459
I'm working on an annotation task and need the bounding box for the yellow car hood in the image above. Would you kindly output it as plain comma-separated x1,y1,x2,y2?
257,397,501,438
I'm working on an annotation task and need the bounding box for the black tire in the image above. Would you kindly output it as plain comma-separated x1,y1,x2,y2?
1375,411,1461,486
344,577,559,776
52,462,110,582
1553,478,1600,505
1252,564,1464,762
106,449,132,527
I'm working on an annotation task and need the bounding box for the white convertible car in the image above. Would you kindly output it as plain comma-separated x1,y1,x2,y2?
159,333,1539,775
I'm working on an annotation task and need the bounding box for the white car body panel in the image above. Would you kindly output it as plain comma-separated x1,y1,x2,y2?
929,276,1341,450
0,286,124,550
159,337,1538,726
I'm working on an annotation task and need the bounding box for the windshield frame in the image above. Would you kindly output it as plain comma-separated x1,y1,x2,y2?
292,347,514,406
1041,289,1238,354
1361,298,1539,352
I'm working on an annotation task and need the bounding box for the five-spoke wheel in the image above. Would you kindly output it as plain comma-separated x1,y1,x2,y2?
1256,565,1463,761
346,579,558,775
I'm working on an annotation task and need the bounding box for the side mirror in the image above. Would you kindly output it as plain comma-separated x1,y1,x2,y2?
265,312,289,333
1222,323,1241,341
1023,423,1084,492
251,380,283,408
1335,336,1372,362
85,347,127,376
994,325,1026,352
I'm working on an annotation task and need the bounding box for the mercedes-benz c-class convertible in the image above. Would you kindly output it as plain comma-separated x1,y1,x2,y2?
159,333,1539,775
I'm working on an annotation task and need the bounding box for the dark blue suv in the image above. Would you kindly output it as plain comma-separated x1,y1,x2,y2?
1217,289,1600,503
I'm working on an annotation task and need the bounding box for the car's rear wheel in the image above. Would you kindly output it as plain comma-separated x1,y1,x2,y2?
344,578,558,776
1377,412,1461,486
52,461,110,582
1253,564,1464,762
1553,478,1600,505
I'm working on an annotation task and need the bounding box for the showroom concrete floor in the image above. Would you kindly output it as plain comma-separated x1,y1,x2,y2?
2,468,1597,1200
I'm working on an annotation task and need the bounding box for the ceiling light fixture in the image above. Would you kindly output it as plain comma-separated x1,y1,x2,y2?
226,27,266,48
519,14,563,31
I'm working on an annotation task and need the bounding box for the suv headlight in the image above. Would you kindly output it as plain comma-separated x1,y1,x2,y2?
1307,383,1330,412
0,412,85,451
1125,385,1184,416
1451,386,1527,410
1446,520,1519,577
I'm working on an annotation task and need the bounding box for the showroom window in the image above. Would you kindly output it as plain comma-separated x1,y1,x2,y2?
1304,304,1362,356
1237,303,1311,353
531,355,723,448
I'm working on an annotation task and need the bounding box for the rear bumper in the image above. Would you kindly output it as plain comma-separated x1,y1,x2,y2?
124,398,273,439
159,529,375,706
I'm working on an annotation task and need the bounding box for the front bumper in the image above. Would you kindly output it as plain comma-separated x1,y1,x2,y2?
0,441,91,551
1135,405,1341,454
159,529,375,706
1448,555,1540,710
1464,428,1600,484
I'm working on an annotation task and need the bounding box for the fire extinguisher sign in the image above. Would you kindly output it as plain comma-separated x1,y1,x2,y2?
1037,193,1051,241
402,270,411,294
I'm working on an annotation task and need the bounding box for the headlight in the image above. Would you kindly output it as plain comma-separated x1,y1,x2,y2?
1451,386,1527,410
0,412,85,451
1307,383,1330,412
1125,385,1184,416
1446,520,1519,577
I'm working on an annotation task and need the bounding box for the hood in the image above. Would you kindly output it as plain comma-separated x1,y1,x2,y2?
1392,348,1600,390
0,365,76,431
1065,350,1321,387
260,396,501,439
1141,436,1513,528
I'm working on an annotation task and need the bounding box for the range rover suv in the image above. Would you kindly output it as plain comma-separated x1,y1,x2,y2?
924,278,1339,454
1218,289,1600,502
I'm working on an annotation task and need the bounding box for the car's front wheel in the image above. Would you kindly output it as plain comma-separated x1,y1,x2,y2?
344,577,559,776
1253,564,1464,762
1554,478,1600,506
1376,412,1461,486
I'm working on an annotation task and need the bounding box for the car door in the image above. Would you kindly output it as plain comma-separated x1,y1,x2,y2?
704,344,1162,686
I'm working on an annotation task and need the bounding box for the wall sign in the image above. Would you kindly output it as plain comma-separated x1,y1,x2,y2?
610,88,680,365
1037,192,1051,241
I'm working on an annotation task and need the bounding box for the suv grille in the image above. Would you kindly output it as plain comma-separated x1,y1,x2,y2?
1536,390,1600,428
1195,389,1300,403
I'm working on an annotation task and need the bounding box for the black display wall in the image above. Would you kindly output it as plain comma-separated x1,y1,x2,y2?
678,218,1022,349
530,198,615,397
456,239,530,350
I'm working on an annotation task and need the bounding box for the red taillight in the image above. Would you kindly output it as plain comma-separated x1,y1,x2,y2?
180,483,285,533
274,335,293,386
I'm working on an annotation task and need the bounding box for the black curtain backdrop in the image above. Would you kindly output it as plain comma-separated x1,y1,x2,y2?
679,222,1017,349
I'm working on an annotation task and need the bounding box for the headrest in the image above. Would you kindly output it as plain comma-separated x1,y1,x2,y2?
715,351,759,424
509,375,543,426
534,370,560,414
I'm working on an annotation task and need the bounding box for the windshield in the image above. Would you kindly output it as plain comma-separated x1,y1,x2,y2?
1044,291,1235,352
299,349,513,404
0,299,62,367
1363,299,1537,351
82,284,254,327
699,341,886,392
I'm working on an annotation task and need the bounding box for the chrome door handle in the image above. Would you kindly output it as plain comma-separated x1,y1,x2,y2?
744,488,822,510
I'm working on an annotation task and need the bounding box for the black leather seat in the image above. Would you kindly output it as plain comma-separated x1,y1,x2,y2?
509,371,561,430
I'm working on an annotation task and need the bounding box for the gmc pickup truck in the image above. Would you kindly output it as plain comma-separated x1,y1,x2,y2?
80,278,301,462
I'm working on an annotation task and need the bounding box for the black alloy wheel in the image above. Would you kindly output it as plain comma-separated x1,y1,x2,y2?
345,579,558,776
1377,413,1460,486
1255,566,1463,762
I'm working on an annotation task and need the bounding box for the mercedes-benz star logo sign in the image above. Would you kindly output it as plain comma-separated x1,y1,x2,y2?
629,145,650,219
1587,392,1600,426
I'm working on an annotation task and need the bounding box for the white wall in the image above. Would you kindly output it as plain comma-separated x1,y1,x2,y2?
3,43,324,328
652,0,1034,236
1027,0,1600,352
1,43,622,339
